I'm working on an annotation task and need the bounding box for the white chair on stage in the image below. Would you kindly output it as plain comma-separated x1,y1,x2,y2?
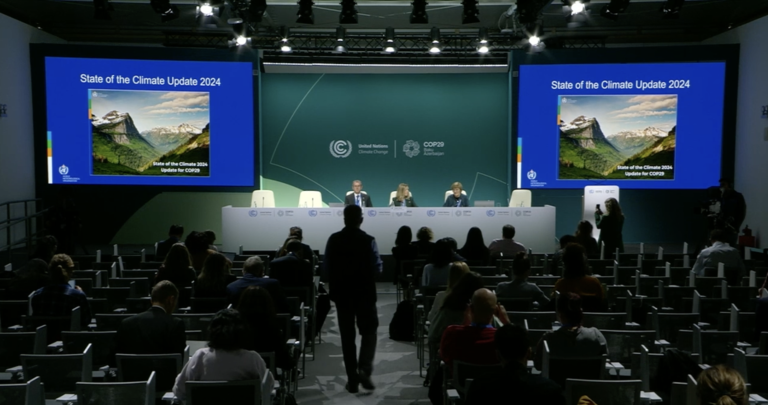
251,190,275,208
298,191,323,207
388,191,413,207
509,189,532,207
443,190,467,202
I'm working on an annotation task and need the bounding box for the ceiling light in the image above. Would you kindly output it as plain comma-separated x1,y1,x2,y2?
384,45,396,53
478,27,488,44
296,0,314,24
600,0,629,20
236,36,248,46
411,0,428,24
461,0,479,24
150,0,179,22
383,27,397,53
340,0,358,24
199,3,214,16
563,0,589,28
334,26,347,52
429,45,441,54
529,35,541,47
477,44,489,54
280,27,293,52
430,27,441,44
570,1,585,15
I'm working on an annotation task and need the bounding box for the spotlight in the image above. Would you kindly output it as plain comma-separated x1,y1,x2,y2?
199,3,214,16
236,36,248,46
461,0,479,24
334,26,347,53
476,27,489,53
383,27,397,53
228,35,251,47
529,35,541,47
410,0,428,24
600,0,629,20
280,27,293,52
296,0,314,24
340,0,358,24
570,0,585,15
250,0,268,22
563,0,589,28
229,17,245,36
150,0,179,22
429,27,441,54
661,0,684,19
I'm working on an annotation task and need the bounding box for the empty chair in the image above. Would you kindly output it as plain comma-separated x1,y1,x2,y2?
62,331,117,369
451,361,502,398
497,297,534,312
583,312,626,330
189,297,228,314
110,278,150,297
601,330,655,365
94,313,132,331
0,376,45,405
693,325,739,366
564,379,642,405
175,314,215,341
125,297,152,313
0,325,47,371
186,379,263,405
23,306,82,343
0,300,30,328
541,340,608,387
92,287,133,311
251,190,276,208
651,310,699,344
72,270,106,288
297,191,322,207
76,371,155,405
21,343,92,398
116,350,186,400
660,286,696,311
733,348,768,397
508,311,556,330
509,189,532,207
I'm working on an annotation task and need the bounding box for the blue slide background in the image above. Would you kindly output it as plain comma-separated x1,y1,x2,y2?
518,62,725,189
45,56,254,186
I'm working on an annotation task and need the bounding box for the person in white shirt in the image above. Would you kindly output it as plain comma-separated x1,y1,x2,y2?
344,180,373,207
691,229,746,284
488,224,527,259
173,309,274,405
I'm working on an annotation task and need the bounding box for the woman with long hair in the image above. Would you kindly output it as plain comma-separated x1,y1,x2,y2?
422,239,455,287
574,220,599,257
595,197,625,254
392,226,419,285
427,262,470,323
553,244,605,311
391,183,417,207
458,227,490,265
237,286,295,371
194,252,235,298
155,243,196,288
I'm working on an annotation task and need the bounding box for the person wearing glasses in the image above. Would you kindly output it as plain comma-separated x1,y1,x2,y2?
345,179,373,207
443,181,469,208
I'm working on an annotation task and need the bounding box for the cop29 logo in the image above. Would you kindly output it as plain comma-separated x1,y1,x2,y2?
403,140,420,158
330,140,352,158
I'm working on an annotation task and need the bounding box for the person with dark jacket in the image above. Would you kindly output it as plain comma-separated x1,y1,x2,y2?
227,256,290,314
115,280,186,357
323,204,383,393
392,226,419,285
595,198,625,254
155,243,196,288
458,227,491,265
156,225,184,261
30,254,91,330
443,182,470,208
194,253,236,299
574,221,599,258
237,286,295,371
269,239,313,288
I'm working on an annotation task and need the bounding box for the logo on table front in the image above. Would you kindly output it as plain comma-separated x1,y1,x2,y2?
368,210,377,217
486,210,496,217
515,210,522,217
336,210,343,217
455,211,462,217
403,140,420,158
427,210,436,217
58,164,69,175
329,140,352,158
396,212,403,217
308,210,318,217
277,210,284,217
248,210,258,217
527,169,537,180
589,190,594,194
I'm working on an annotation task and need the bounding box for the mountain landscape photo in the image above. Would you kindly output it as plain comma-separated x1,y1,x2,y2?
557,95,677,180
89,90,210,176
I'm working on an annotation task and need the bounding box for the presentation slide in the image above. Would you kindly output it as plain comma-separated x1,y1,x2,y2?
517,62,725,189
45,57,255,186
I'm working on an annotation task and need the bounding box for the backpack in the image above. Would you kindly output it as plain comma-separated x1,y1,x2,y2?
389,300,415,342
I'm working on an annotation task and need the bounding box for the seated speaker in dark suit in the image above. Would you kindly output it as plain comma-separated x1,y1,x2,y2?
270,239,313,288
391,183,417,207
227,256,290,314
155,224,184,261
115,280,186,357
443,181,470,208
344,180,374,207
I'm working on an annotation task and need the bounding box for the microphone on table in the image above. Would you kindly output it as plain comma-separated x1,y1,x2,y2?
262,197,265,207
311,198,314,207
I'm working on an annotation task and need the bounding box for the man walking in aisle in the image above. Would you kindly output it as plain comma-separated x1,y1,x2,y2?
324,204,383,393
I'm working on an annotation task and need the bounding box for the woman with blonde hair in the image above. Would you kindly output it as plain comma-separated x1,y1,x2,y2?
391,183,417,207
444,181,469,208
697,365,747,405
595,197,625,254
427,262,470,323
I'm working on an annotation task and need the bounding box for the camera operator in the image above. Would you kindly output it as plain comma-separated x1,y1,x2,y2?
718,178,747,245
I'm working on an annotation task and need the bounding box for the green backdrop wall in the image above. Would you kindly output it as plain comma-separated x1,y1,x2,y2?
261,73,510,208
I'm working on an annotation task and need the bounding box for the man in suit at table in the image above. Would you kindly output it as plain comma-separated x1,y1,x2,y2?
344,180,373,207
115,280,186,357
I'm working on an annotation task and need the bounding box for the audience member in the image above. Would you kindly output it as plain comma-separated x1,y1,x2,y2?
574,221,599,257
227,256,289,314
441,237,467,262
194,252,236,299
6,258,49,300
30,254,90,329
323,204,383,393
269,238,313,288
428,262,470,323
533,293,608,372
496,252,550,307
692,229,746,285
422,239,454,287
458,227,490,265
155,243,196,288
696,365,747,405
414,226,435,257
185,231,216,273
431,289,511,405
173,309,274,405
427,272,485,386
488,224,526,259
115,280,186,357
203,229,219,252
29,235,57,265
237,286,295,371
466,324,566,405
392,226,419,284
551,235,577,275
595,197,625,254
156,225,184,261
286,226,316,265
553,244,605,310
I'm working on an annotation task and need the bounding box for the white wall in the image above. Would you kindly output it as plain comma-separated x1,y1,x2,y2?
0,13,64,250
705,16,768,247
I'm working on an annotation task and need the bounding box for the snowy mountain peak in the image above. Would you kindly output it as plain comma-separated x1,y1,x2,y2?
608,127,668,139
559,115,595,131
141,123,202,136
91,110,130,127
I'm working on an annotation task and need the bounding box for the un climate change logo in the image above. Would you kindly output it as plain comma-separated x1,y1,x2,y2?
403,140,420,158
330,140,352,158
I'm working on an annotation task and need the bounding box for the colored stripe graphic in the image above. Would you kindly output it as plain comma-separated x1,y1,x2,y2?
47,131,53,183
516,138,522,189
